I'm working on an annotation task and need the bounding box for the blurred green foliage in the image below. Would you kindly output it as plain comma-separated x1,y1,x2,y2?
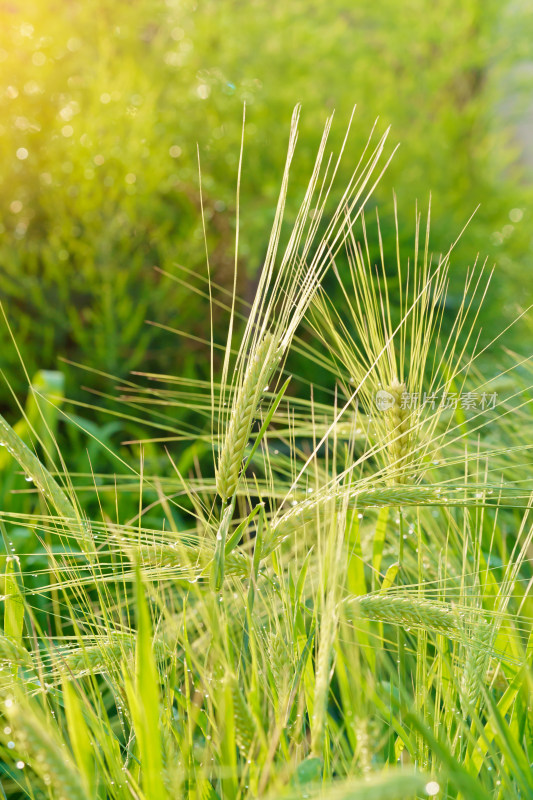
0,0,532,408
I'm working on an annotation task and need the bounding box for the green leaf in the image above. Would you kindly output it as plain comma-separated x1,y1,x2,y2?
130,566,166,800
224,502,264,556
380,562,399,592
211,498,236,592
62,678,95,797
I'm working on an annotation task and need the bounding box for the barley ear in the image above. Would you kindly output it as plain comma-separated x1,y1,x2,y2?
228,675,256,756
384,379,411,483
58,635,170,676
311,605,338,756
353,593,460,637
216,333,279,501
1,695,89,800
0,635,32,669
460,619,493,715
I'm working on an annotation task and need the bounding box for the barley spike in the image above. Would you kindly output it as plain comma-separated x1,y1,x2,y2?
352,593,461,636
216,333,279,501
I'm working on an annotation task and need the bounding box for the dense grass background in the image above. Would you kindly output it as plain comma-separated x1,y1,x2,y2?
1,0,532,406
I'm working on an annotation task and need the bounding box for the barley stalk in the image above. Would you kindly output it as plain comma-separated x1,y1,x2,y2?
216,333,279,501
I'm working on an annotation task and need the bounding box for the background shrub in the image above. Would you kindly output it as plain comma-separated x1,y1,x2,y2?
0,0,531,402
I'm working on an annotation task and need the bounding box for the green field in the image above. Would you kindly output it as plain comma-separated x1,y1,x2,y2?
0,3,532,799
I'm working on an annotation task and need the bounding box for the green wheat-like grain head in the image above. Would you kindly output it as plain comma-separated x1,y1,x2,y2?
216,333,280,502
1,695,88,800
383,379,412,484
